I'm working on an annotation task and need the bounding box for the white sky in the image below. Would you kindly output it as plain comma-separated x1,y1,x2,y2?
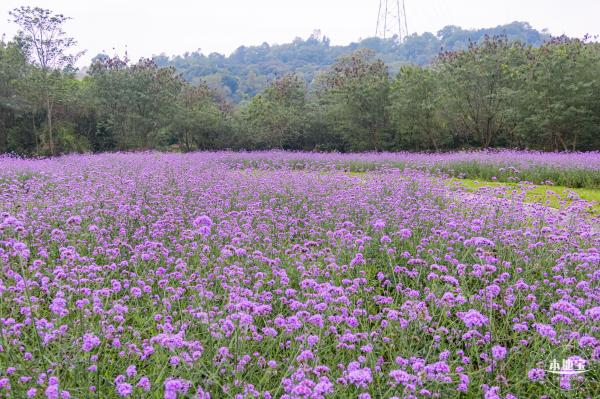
1,0,599,67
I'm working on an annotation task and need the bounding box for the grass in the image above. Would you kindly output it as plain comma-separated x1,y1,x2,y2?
226,156,600,189
430,161,600,189
348,170,600,214
449,178,600,215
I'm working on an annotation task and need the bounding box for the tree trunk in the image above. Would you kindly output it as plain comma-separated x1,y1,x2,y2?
32,114,39,153
428,130,439,151
45,94,54,155
0,112,7,154
556,132,568,152
371,128,380,151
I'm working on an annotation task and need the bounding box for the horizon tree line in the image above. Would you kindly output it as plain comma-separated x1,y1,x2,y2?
1,6,599,156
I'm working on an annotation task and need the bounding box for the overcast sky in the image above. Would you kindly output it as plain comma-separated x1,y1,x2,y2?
1,0,599,66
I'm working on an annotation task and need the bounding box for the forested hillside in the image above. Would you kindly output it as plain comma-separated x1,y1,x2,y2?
152,22,550,102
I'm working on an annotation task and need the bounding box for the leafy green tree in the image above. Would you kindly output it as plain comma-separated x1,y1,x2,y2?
64,77,101,151
389,65,445,150
317,49,390,151
170,83,227,151
10,6,83,155
52,74,91,152
436,36,528,148
516,37,600,150
243,75,308,149
88,56,182,149
0,40,30,153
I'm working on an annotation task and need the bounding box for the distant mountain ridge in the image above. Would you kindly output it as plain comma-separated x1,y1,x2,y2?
152,21,550,102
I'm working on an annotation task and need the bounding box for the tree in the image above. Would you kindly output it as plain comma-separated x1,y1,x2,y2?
436,36,527,148
170,82,226,151
243,74,308,149
151,22,550,105
88,56,182,150
389,66,445,150
0,39,30,153
317,49,389,151
516,37,600,150
10,6,83,155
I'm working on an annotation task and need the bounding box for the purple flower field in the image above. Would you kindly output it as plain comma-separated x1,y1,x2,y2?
0,152,598,398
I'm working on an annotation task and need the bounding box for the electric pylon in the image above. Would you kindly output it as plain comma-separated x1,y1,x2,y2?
376,0,409,41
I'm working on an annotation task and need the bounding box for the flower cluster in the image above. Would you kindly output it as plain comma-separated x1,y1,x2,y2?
0,152,597,397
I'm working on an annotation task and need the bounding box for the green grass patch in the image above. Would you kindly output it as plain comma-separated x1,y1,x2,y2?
432,161,600,189
449,178,600,214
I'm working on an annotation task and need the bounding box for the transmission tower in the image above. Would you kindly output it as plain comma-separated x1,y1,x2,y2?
376,0,409,41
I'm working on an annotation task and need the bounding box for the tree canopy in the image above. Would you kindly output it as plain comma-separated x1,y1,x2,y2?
153,21,550,103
